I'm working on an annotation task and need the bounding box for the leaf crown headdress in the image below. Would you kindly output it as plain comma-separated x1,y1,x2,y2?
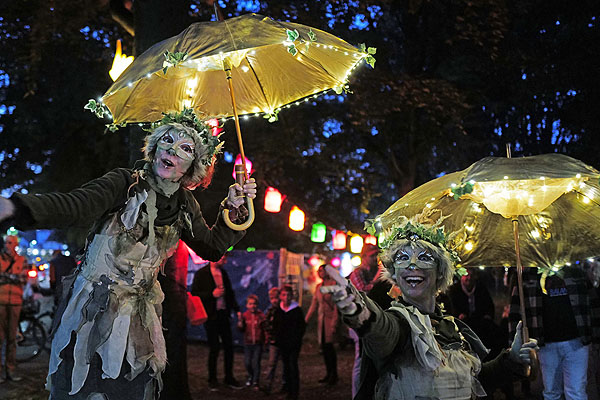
150,108,224,166
366,208,461,266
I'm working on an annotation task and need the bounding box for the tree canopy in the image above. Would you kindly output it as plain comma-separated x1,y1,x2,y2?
1,0,598,252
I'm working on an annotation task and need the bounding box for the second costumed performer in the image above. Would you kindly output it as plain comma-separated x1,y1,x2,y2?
0,112,257,399
322,209,539,400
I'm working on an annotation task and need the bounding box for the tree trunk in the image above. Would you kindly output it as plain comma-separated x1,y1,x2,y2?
126,0,193,164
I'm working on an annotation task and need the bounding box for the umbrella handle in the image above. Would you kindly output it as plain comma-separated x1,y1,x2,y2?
222,164,255,231
525,348,540,381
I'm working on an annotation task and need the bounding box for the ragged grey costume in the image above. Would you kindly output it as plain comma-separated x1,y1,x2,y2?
7,165,244,399
348,295,522,400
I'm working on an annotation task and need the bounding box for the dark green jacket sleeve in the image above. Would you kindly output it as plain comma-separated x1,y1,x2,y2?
479,349,527,393
343,294,411,362
180,191,245,262
8,168,132,230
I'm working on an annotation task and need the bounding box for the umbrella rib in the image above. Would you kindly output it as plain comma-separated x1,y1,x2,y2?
223,18,239,51
269,19,345,87
244,55,271,112
297,47,344,87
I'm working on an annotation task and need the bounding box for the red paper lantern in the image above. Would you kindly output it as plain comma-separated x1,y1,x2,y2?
364,234,377,246
264,187,283,213
332,230,347,250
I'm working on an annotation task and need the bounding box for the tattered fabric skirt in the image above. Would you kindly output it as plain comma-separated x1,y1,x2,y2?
49,332,155,400
46,270,166,399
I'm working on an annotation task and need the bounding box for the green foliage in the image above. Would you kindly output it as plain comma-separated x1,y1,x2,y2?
162,50,188,74
379,221,461,266
451,182,474,200
84,99,112,119
358,43,377,68
263,108,280,123
286,27,317,56
286,28,300,42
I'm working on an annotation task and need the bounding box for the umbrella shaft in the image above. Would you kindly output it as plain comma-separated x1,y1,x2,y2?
225,69,248,180
512,218,530,342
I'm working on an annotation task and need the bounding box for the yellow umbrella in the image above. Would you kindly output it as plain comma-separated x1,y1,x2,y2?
99,13,374,230
371,153,600,356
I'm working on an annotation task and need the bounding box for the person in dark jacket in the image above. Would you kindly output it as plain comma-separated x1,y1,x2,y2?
191,254,242,390
447,267,505,359
262,287,285,394
273,285,306,400
0,115,256,399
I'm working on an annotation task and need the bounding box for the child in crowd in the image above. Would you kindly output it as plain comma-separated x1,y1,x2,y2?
262,287,284,394
273,286,306,400
237,294,266,390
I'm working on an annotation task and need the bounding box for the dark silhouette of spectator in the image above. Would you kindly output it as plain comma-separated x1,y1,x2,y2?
447,267,504,360
190,254,242,390
305,265,339,385
157,240,192,400
262,287,285,394
273,285,306,400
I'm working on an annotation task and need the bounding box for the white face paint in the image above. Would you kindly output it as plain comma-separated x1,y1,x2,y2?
152,129,195,181
393,244,439,311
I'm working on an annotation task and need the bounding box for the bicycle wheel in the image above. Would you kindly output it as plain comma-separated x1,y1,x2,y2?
16,317,46,362
37,310,55,351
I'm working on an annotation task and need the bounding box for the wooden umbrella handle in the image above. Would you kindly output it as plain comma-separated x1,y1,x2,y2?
222,164,255,231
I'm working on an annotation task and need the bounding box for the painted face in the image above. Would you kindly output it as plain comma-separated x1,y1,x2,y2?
393,244,439,307
152,129,195,181
280,290,292,308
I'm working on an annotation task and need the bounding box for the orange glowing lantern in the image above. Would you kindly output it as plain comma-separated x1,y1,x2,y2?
332,230,347,250
264,187,283,213
289,206,305,231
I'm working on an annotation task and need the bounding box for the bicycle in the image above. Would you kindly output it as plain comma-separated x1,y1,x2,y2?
16,298,46,362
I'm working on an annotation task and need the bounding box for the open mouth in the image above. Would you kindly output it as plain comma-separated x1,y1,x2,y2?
161,158,174,168
404,276,424,288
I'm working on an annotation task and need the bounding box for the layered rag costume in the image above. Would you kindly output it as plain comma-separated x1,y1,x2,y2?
347,295,521,399
3,119,248,399
330,210,533,400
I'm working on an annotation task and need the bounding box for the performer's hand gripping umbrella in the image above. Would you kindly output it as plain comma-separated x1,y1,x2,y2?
95,13,376,230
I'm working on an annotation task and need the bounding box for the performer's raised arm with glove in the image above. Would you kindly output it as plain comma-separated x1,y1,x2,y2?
321,210,538,400
0,114,256,399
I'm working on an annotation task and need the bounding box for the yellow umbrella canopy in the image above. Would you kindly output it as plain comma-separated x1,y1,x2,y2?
374,153,600,270
102,13,371,124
